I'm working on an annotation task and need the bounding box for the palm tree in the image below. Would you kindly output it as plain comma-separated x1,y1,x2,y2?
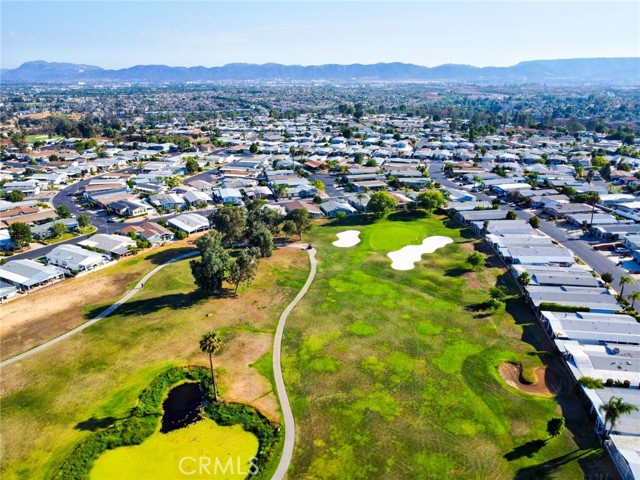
311,179,325,194
628,290,640,310
619,275,633,301
599,396,638,437
355,192,365,210
199,331,222,402
274,183,289,201
586,192,601,229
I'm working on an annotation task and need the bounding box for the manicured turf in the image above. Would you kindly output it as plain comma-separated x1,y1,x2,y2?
90,419,258,480
0,248,307,480
283,213,602,479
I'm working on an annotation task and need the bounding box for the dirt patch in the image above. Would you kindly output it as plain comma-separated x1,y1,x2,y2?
216,332,279,421
462,270,485,289
498,362,561,397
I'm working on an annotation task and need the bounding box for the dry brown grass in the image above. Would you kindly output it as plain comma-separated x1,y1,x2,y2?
0,237,201,360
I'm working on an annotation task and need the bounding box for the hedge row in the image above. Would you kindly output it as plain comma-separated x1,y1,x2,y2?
55,366,280,479
538,302,590,313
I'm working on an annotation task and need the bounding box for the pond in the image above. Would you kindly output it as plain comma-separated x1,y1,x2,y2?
161,382,204,433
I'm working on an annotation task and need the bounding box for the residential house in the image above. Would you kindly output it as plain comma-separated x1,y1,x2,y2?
0,259,66,291
79,234,137,258
168,213,210,234
46,244,110,272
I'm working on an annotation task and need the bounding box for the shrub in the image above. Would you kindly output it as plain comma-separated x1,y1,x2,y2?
520,367,536,385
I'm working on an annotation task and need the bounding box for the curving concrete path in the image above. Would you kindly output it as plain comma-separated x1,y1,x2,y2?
0,251,198,368
272,245,317,480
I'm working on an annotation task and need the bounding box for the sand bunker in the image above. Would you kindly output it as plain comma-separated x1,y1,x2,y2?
387,236,453,270
333,230,361,248
498,362,560,397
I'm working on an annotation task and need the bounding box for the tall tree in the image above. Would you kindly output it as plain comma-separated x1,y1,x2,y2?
273,183,289,200
6,190,24,202
199,331,222,402
77,213,91,228
285,208,312,240
227,248,260,295
8,222,32,248
517,271,531,286
185,157,200,174
628,290,640,310
51,222,66,238
416,190,447,212
619,275,633,301
367,191,398,219
190,231,229,294
208,205,247,247
599,396,638,436
586,192,601,228
311,179,325,194
55,204,72,219
249,225,274,257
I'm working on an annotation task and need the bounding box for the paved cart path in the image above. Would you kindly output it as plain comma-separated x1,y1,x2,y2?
272,245,317,480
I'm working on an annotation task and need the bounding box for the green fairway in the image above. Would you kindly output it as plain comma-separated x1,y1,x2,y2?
90,419,258,480
283,213,604,479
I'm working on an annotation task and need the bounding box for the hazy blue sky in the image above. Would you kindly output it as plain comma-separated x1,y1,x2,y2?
2,1,639,69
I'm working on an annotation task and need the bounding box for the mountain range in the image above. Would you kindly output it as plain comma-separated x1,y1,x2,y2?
1,58,639,84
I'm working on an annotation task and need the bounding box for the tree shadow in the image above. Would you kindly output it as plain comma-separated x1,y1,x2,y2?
143,246,197,265
84,289,220,320
465,300,492,312
387,210,429,222
443,217,475,238
444,267,469,277
326,215,376,227
503,439,547,461
75,411,133,431
514,449,598,480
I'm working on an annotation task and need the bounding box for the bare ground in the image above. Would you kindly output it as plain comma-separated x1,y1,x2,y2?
499,362,561,397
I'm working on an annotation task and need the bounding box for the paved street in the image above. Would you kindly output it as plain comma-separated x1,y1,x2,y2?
429,163,639,293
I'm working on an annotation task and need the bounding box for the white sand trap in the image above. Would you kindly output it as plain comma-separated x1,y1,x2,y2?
333,230,361,248
387,236,453,270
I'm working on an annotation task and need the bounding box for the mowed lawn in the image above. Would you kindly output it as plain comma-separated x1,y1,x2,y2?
0,247,308,480
283,213,602,479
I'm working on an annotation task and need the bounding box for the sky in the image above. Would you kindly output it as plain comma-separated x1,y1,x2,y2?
2,1,639,69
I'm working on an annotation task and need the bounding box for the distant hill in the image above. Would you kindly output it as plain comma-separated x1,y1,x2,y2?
2,58,639,84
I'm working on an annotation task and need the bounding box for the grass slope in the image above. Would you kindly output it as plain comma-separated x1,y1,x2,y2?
0,248,307,480
283,213,604,479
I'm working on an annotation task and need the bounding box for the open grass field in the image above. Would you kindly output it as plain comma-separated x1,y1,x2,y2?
1,237,202,360
0,246,308,480
90,418,258,480
282,212,610,479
